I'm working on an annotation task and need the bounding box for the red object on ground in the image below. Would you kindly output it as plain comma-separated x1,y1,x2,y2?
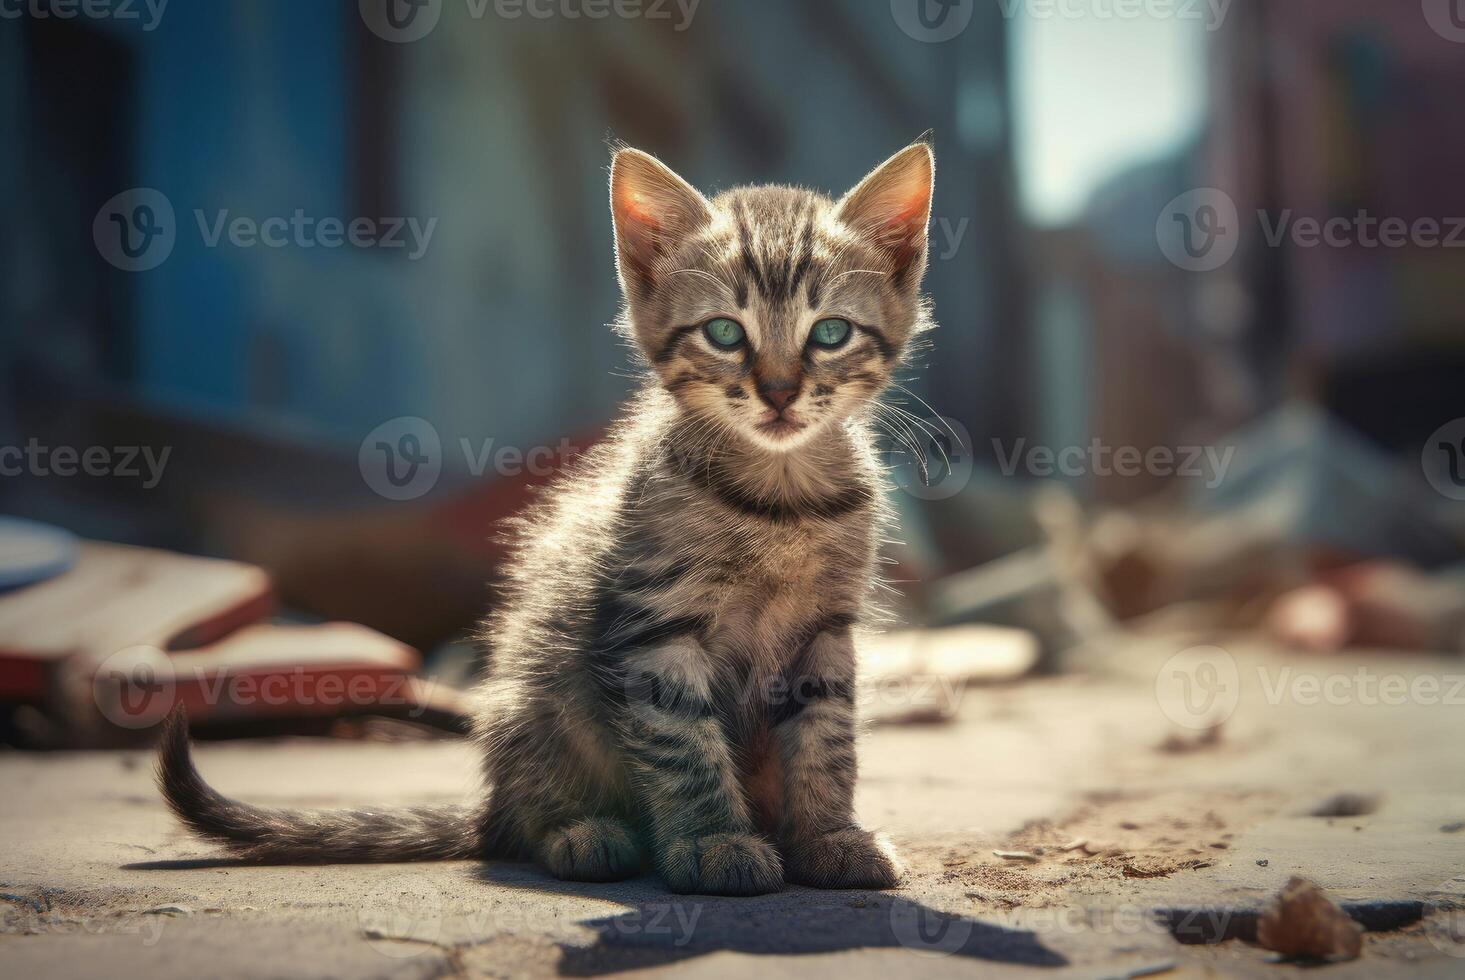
0,542,460,745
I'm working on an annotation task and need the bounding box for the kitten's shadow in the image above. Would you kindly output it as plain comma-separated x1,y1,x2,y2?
473,863,1068,974
122,857,262,870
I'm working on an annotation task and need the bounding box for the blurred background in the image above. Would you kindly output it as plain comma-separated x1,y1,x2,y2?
2,0,1463,745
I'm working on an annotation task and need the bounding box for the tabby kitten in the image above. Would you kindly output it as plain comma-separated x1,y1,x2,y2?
158,139,937,896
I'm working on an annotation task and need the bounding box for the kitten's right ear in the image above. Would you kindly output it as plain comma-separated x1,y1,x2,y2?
610,148,712,296
835,142,934,281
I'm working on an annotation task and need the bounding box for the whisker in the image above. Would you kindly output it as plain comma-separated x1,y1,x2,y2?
888,382,960,446
668,267,736,296
827,268,887,286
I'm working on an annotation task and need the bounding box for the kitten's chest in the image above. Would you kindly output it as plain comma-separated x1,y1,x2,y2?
695,517,869,655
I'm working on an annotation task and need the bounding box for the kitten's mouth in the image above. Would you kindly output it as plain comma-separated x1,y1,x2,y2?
756,416,807,439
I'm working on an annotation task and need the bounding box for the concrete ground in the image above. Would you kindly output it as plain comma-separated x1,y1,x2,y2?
4,634,1465,978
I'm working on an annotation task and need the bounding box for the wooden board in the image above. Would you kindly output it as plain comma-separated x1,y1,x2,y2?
86,622,431,737
0,542,273,702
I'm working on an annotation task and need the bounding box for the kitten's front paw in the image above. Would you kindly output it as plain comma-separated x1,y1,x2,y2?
539,817,643,882
784,827,904,889
661,832,783,896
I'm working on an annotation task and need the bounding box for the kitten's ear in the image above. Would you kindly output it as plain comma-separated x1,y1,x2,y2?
610,148,712,296
835,142,934,279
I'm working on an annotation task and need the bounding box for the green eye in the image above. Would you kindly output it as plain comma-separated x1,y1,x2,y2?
810,318,852,348
703,317,745,349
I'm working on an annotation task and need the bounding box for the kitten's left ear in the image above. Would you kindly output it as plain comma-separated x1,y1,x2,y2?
835,141,935,279
610,148,713,297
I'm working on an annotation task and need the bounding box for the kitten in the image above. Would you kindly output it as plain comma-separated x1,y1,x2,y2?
157,139,937,896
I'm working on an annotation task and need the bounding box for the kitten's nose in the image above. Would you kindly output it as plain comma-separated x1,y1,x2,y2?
758,380,799,412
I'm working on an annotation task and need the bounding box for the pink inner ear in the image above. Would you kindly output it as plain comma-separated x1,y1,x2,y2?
617,189,660,232
886,195,927,235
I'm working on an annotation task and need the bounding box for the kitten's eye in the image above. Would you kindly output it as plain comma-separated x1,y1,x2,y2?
809,318,852,348
703,317,746,349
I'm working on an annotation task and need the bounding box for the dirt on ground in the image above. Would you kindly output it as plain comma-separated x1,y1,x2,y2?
4,637,1465,978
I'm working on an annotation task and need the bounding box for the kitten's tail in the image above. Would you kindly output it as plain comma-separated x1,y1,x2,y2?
155,706,480,863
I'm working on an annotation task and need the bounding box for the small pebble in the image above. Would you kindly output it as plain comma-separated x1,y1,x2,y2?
1257,859,1269,867
993,850,1041,863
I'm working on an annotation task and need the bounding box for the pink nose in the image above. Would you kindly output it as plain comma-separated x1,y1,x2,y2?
759,383,799,412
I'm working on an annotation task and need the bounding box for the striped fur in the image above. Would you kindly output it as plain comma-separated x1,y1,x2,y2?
157,141,936,895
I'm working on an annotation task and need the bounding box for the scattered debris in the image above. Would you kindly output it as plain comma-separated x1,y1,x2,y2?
1156,897,1421,946
0,892,45,914
1307,793,1380,818
993,850,1041,863
1255,877,1362,962
1104,963,1177,980
867,705,956,728
1123,858,1213,878
964,890,1021,910
1157,724,1223,754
